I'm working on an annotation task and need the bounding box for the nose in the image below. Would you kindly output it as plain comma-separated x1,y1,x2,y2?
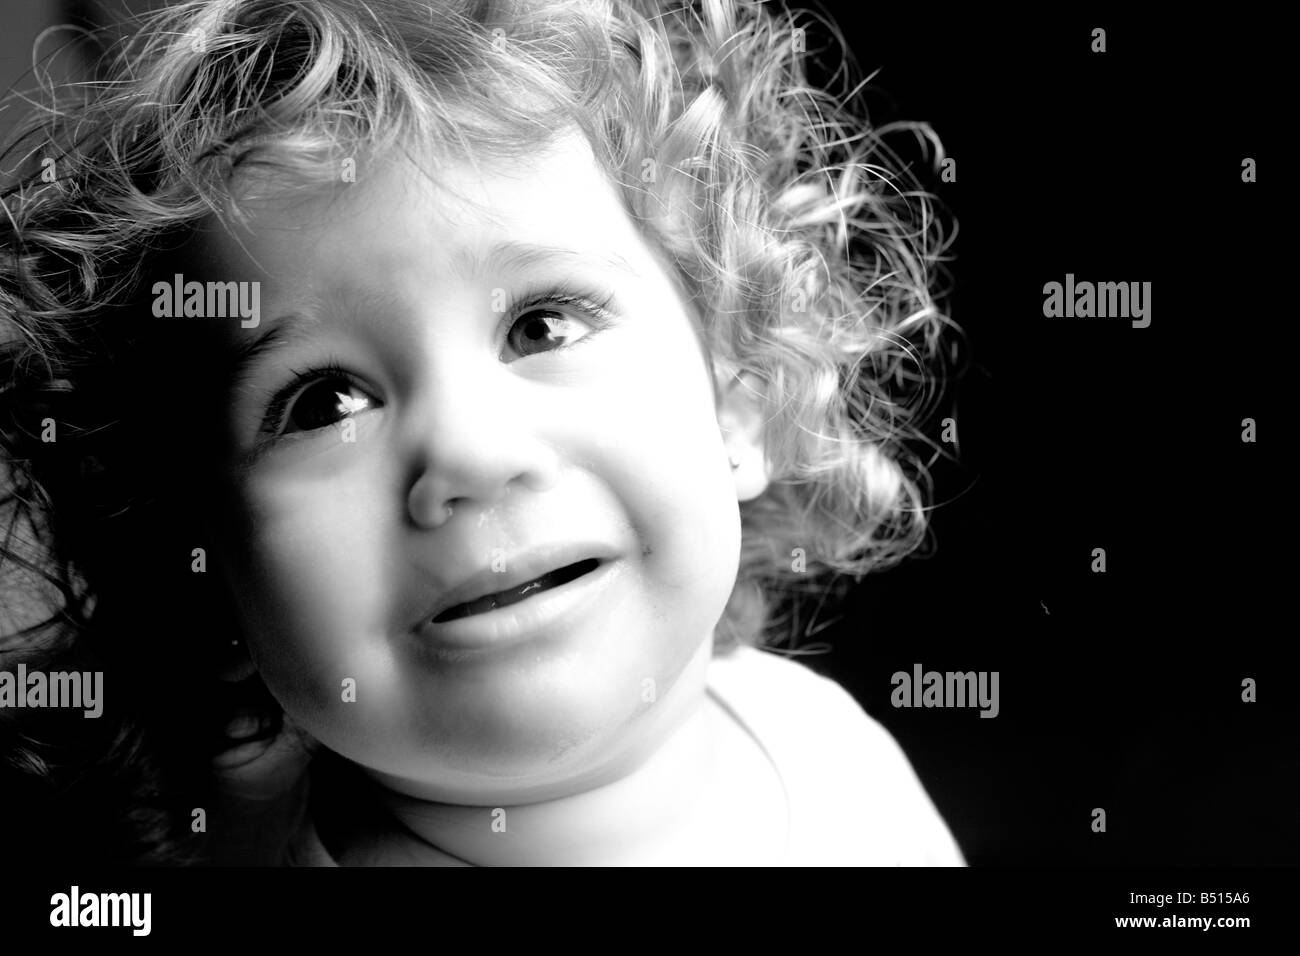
405,364,562,529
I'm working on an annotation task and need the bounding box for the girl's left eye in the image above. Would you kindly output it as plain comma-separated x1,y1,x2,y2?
503,289,616,359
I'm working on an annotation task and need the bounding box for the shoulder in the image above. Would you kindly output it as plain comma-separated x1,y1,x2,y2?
708,644,967,866
706,644,907,762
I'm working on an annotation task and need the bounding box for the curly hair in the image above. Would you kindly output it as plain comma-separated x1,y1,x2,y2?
0,0,956,863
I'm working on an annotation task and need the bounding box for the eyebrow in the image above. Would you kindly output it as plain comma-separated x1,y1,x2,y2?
225,321,303,396
225,241,642,388
453,240,642,284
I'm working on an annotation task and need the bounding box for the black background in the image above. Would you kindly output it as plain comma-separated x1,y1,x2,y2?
796,4,1293,865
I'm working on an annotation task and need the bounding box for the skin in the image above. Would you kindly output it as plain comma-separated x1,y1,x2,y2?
194,130,783,864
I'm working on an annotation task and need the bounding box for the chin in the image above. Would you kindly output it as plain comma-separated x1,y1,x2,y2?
382,682,693,801
446,699,649,780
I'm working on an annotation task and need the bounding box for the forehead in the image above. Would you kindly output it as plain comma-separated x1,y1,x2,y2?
196,132,650,289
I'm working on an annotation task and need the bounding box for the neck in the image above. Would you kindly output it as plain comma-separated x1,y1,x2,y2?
339,686,728,866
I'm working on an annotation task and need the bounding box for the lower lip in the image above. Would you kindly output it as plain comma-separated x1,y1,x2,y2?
414,559,624,659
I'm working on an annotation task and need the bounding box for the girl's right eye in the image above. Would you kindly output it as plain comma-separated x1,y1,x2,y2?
262,365,382,439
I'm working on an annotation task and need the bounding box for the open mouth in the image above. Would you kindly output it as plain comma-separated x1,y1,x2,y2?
431,558,602,623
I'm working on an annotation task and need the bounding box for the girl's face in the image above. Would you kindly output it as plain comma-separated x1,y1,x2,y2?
197,132,756,803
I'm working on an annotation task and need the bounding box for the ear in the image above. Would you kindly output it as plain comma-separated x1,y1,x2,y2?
716,369,771,502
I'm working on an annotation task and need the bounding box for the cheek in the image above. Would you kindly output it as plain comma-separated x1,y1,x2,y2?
235,479,382,621
220,478,406,740
609,301,724,477
607,315,741,614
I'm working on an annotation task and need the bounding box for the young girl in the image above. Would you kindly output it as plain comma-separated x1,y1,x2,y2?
0,0,963,865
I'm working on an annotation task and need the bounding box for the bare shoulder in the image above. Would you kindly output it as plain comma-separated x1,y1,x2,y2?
708,645,967,865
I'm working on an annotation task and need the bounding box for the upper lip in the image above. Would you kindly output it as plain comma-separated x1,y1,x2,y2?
418,542,618,624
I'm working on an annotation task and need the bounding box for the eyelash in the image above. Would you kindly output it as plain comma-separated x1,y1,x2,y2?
256,282,618,442
498,281,617,347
